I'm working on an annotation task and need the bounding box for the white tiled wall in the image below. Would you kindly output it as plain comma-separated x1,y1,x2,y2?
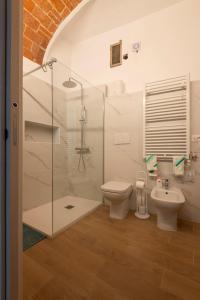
105,81,200,223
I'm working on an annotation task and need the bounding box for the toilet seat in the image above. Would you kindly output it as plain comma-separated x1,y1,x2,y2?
101,181,132,194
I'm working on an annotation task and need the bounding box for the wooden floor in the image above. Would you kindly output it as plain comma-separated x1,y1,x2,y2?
23,206,200,300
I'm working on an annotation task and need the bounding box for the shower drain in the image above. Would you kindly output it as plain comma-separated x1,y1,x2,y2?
65,205,75,210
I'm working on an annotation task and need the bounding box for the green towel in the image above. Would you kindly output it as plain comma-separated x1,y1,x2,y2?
145,154,158,171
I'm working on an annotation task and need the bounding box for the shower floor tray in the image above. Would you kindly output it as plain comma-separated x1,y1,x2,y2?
23,196,101,238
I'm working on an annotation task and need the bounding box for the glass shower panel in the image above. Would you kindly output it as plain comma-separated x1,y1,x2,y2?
23,67,53,237
52,61,104,236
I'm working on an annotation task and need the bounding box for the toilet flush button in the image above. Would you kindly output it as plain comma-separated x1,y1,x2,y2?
114,133,131,145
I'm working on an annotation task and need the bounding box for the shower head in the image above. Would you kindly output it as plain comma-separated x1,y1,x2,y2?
63,78,77,88
62,76,84,107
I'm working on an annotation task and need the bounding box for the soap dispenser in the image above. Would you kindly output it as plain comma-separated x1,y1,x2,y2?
156,177,162,188
184,159,195,182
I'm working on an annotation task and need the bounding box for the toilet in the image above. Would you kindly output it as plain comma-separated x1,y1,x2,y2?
101,181,133,219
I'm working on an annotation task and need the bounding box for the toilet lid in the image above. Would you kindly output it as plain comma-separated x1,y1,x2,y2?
101,181,132,193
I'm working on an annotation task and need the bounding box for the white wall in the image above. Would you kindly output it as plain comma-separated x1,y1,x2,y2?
56,0,182,45
49,0,200,93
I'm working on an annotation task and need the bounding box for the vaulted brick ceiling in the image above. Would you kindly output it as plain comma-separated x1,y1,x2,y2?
23,0,81,64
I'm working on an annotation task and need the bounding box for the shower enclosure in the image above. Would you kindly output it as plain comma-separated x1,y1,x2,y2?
23,59,104,237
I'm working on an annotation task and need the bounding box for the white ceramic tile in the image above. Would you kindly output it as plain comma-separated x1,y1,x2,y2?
23,196,101,237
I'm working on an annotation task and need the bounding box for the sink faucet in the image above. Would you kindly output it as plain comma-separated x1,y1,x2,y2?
163,179,169,190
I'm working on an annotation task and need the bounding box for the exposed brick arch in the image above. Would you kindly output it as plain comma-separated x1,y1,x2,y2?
23,0,81,64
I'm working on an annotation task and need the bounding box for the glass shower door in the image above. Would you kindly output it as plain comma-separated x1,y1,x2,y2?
52,61,104,236
23,67,53,237
23,60,104,238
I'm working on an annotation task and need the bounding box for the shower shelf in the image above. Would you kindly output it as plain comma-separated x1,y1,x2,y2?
25,120,60,144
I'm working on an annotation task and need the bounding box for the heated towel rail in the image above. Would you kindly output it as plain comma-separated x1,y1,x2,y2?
143,75,190,161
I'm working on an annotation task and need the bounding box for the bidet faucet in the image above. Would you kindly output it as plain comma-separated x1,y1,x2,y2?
163,179,169,190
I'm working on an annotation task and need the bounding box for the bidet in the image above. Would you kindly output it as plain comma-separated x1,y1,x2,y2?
151,187,185,231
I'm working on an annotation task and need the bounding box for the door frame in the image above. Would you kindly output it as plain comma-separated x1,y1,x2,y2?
8,0,23,299
0,0,7,297
0,0,23,299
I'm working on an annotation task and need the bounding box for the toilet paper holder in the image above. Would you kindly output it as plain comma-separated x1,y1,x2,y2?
135,171,150,220
136,171,147,187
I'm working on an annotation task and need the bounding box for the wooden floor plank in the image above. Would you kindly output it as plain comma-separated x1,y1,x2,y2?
23,206,200,300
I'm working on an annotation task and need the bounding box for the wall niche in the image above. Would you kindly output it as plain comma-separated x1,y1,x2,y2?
25,121,60,144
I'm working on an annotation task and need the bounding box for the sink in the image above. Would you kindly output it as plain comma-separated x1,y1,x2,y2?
151,187,186,231
151,187,185,204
